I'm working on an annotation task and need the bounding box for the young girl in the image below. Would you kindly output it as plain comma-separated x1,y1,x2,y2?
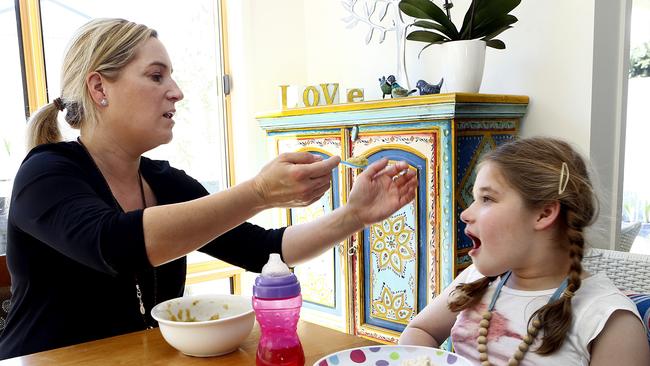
399,137,650,365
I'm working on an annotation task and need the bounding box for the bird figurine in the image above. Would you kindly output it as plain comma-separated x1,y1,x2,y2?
390,81,417,98
416,78,444,95
379,75,393,99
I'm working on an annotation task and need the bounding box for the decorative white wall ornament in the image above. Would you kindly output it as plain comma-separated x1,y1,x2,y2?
341,0,410,88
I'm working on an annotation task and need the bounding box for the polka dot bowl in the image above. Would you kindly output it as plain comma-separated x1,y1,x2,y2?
313,345,472,366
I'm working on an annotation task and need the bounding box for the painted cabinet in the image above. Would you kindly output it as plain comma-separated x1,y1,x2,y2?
257,94,528,342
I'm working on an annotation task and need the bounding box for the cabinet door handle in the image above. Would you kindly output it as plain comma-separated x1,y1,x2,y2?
351,125,359,142
347,243,357,256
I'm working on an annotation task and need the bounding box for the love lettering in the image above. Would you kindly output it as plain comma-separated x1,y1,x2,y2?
280,83,364,109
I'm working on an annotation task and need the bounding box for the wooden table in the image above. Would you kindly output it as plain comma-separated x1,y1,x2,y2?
0,321,378,365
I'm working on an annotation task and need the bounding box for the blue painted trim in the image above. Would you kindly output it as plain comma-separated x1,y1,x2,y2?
359,121,448,132
295,150,343,316
258,103,528,131
440,123,454,290
268,128,341,137
362,149,428,332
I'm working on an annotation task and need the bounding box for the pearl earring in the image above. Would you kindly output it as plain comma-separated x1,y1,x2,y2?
100,98,108,107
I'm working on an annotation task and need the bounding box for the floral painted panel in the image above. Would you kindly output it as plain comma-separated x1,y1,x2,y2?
352,130,437,335
369,207,417,325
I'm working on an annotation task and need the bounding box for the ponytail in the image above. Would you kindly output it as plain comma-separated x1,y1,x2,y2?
26,102,62,150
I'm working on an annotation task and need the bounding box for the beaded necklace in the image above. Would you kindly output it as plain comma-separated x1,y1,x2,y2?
477,271,569,366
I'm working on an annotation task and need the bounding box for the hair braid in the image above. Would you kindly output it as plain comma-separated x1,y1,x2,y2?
448,276,498,312
533,208,586,354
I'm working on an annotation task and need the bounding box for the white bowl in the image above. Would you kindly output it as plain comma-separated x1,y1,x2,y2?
151,294,255,357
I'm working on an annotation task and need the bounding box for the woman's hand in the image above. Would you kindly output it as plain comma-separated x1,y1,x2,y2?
252,152,341,208
346,158,417,226
279,157,416,266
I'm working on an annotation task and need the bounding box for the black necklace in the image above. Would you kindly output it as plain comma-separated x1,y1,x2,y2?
76,138,157,329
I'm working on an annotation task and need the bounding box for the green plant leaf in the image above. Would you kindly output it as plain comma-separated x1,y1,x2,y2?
482,25,512,41
406,30,449,43
474,0,521,22
630,41,650,77
413,20,440,29
418,42,442,59
399,0,435,20
413,20,454,37
459,0,479,39
461,0,520,39
399,0,459,38
469,0,520,31
485,39,506,49
474,9,517,29
472,14,517,39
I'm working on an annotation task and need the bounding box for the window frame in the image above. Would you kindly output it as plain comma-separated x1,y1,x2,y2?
590,0,633,249
16,0,47,118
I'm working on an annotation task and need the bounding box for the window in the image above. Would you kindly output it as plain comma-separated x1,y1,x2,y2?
0,0,27,254
0,1,231,268
621,0,650,254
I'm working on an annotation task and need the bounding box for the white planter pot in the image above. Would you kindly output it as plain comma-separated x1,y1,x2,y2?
441,39,486,93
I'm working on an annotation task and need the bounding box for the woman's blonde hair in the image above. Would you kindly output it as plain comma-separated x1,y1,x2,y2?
449,136,598,354
27,18,157,149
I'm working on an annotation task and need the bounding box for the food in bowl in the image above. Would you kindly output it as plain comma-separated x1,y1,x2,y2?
164,300,229,322
401,356,432,366
151,294,254,357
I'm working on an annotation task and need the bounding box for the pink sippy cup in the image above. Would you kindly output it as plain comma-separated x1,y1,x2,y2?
252,254,304,366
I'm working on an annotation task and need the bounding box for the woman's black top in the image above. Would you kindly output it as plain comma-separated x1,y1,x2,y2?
0,141,285,359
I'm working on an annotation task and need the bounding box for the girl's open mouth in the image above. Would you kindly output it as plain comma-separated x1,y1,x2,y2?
466,231,481,253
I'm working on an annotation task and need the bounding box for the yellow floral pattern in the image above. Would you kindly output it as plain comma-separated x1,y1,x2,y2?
372,284,414,323
293,201,326,224
370,214,415,276
294,253,335,307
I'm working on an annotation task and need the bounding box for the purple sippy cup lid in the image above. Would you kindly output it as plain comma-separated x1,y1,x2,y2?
253,273,301,299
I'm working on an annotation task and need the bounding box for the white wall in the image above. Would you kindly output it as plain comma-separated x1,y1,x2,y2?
302,0,596,151
226,0,307,181
227,0,597,166
226,0,628,246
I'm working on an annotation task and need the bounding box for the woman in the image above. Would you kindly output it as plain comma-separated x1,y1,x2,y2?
0,18,417,359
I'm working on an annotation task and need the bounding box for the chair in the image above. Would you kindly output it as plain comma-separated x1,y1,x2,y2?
584,247,650,293
0,255,11,332
583,248,650,344
618,221,643,252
